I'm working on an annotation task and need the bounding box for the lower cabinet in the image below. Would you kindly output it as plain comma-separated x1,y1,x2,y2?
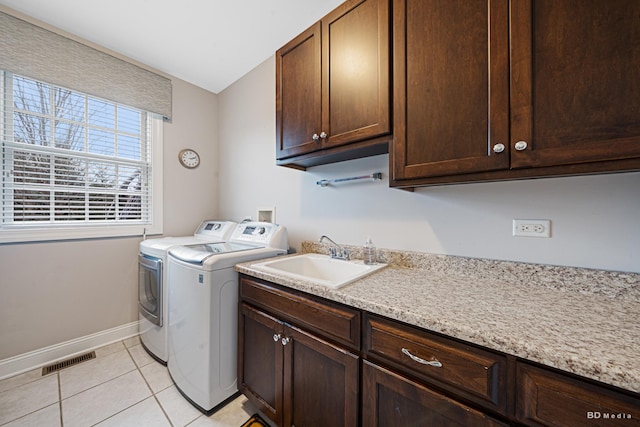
238,300,359,426
362,360,508,426
238,275,640,426
516,363,640,427
238,303,282,423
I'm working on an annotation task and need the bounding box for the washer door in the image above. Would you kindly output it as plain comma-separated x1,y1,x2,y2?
138,254,162,326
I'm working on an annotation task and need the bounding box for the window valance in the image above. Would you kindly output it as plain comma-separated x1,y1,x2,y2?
0,11,172,120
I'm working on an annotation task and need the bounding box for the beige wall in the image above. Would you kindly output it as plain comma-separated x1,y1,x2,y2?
3,37,640,363
218,56,640,274
0,77,219,360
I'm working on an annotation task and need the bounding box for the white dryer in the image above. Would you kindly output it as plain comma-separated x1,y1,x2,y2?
138,220,236,363
167,221,288,414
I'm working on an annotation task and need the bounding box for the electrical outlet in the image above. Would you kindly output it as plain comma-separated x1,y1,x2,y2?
513,219,551,238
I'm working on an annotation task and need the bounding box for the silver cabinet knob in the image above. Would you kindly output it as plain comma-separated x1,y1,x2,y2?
493,143,505,153
319,131,327,139
312,133,320,141
273,333,281,342
514,141,528,151
281,337,291,346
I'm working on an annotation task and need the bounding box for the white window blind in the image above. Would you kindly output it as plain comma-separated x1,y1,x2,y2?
1,71,162,241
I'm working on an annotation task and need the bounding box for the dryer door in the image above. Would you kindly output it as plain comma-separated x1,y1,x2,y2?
138,254,162,326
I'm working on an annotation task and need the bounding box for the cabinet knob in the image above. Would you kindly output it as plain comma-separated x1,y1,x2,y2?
493,143,505,153
514,140,528,151
319,131,327,139
281,337,291,346
273,333,281,342
312,133,320,141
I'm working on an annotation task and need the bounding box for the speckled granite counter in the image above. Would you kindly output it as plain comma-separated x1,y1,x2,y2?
235,242,640,395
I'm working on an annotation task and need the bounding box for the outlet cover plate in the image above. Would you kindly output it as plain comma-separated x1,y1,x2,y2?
513,219,551,238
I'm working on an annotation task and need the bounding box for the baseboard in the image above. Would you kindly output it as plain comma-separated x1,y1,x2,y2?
0,321,140,380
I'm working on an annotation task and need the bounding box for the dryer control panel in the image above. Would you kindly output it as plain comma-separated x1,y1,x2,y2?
193,220,237,240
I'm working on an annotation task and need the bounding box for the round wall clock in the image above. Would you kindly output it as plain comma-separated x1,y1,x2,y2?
178,149,200,169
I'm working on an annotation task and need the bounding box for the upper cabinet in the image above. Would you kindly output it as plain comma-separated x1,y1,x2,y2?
391,0,640,188
276,0,391,169
509,0,640,169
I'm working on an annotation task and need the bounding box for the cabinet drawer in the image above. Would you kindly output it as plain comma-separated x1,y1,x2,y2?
364,313,507,414
516,362,640,426
240,276,360,350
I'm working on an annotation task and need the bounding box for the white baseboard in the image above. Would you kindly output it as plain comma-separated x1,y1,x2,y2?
0,321,140,380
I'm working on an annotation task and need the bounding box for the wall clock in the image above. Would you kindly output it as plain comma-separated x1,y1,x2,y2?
178,149,200,169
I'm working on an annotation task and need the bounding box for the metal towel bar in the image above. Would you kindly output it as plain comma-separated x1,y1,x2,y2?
316,172,383,187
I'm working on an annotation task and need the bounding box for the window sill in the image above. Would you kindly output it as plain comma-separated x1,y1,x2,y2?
0,224,163,244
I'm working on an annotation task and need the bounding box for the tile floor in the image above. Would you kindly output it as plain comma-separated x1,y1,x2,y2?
0,336,261,427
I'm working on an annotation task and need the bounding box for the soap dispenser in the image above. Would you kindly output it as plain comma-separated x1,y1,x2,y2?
364,237,377,265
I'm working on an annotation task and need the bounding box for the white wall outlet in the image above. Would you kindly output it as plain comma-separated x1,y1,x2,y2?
513,219,551,238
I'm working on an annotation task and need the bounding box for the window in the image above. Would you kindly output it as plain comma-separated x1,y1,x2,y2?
1,71,163,242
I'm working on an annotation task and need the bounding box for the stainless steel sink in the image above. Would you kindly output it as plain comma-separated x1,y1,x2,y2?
251,253,387,289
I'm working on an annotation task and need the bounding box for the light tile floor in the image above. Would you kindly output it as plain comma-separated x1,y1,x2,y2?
0,336,260,426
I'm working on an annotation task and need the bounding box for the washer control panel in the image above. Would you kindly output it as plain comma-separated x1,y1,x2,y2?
230,221,288,250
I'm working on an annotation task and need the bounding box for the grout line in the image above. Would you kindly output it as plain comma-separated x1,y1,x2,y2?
58,371,64,427
124,341,175,426
80,342,157,426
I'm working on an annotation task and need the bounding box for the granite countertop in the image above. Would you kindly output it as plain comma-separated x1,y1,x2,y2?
235,242,640,394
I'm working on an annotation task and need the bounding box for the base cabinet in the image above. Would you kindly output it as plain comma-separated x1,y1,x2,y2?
238,278,360,427
362,360,508,426
238,303,282,422
283,322,359,427
239,274,640,426
516,363,640,427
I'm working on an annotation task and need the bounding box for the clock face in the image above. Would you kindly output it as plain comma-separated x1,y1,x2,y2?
179,149,200,168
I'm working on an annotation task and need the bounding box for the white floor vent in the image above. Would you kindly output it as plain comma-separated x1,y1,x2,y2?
42,351,96,375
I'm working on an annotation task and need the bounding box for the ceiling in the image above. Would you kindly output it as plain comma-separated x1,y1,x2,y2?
0,0,344,94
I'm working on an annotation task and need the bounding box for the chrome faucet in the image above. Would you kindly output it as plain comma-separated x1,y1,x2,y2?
319,235,350,260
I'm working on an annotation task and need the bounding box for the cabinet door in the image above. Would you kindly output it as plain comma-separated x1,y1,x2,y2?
516,363,640,427
283,324,359,427
238,304,284,425
362,360,508,426
510,0,640,169
392,0,510,181
276,23,322,160
322,0,391,149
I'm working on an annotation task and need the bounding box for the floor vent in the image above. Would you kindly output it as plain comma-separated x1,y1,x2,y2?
42,351,96,375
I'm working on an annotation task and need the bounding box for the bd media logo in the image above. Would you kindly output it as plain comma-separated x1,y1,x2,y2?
587,411,633,420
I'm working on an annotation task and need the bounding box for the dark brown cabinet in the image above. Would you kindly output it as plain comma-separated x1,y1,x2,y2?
362,361,508,426
276,0,391,169
238,277,360,426
238,274,640,426
516,362,640,427
363,313,508,416
391,0,640,188
391,0,510,182
239,303,282,422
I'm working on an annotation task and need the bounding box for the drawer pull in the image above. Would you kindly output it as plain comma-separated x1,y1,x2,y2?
402,348,442,368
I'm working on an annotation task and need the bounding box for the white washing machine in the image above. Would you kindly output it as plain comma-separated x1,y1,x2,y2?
167,221,288,414
138,220,237,363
